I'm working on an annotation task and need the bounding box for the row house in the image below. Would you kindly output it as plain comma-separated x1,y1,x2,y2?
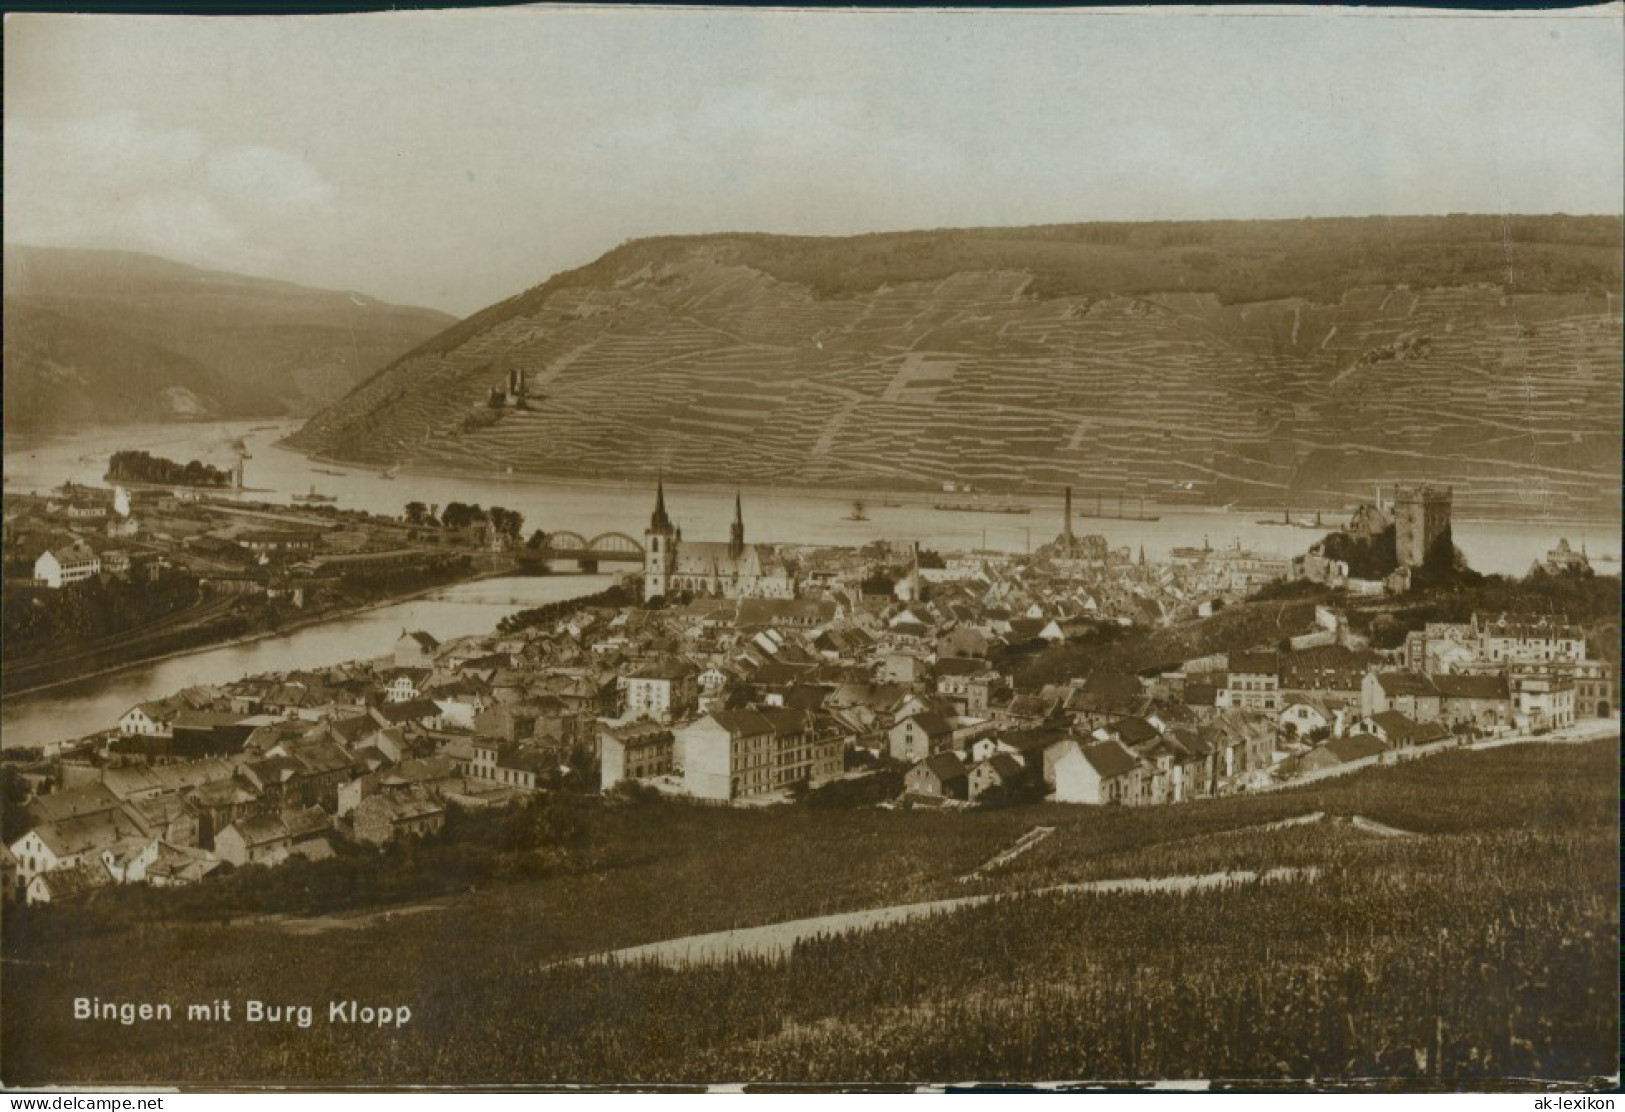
242,737,355,811
394,629,441,669
1278,694,1346,738
119,702,176,738
1477,614,1585,666
1064,672,1150,731
1493,658,1613,720
383,668,431,703
680,708,845,802
887,712,955,763
352,789,446,846
967,753,1027,801
1359,710,1451,749
599,723,676,790
1222,652,1280,714
1361,672,1442,721
1052,739,1142,805
905,751,969,801
25,861,113,905
466,738,551,791
933,658,1000,714
1430,674,1513,730
214,807,332,867
10,806,150,893
1510,673,1576,732
1294,733,1389,775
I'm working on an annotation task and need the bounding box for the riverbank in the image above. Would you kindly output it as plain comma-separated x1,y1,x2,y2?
1,572,620,751
289,441,1624,529
0,565,532,702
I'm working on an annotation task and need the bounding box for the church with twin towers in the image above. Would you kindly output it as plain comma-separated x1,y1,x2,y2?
643,479,797,601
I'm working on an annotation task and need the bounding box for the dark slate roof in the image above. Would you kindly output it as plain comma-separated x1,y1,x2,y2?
1005,694,1057,719
1114,716,1161,745
1081,740,1140,780
1006,618,1047,642
917,750,967,783
900,711,954,738
1183,683,1219,707
1432,674,1509,701
1227,651,1279,677
1001,727,1070,755
1376,672,1440,697
1073,672,1145,713
1323,733,1388,763
373,698,441,724
984,753,1025,781
707,709,774,738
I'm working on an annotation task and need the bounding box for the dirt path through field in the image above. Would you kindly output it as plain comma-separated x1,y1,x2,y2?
560,867,1316,970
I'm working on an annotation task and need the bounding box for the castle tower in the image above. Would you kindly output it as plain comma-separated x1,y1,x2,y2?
1393,484,1453,569
729,491,745,561
644,476,679,600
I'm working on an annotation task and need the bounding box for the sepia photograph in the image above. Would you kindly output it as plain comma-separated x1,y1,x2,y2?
1,2,1620,1093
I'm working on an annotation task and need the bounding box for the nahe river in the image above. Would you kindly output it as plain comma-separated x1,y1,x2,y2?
4,418,1618,751
0,575,615,752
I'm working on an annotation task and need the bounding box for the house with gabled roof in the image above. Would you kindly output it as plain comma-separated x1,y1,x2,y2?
395,629,441,669
119,701,177,738
678,707,844,802
1295,732,1388,774
25,860,113,905
886,711,955,763
1431,673,1512,730
1361,671,1442,721
1361,710,1450,749
1279,693,1340,738
214,806,331,867
144,843,223,888
968,753,1027,801
10,805,151,891
1052,738,1142,805
1066,672,1149,728
352,789,445,846
382,667,432,704
905,750,969,800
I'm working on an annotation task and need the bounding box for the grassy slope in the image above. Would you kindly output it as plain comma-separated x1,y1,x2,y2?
1,246,454,430
0,740,1613,1087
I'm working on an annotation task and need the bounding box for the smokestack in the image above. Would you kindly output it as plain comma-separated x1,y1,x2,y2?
1064,486,1073,540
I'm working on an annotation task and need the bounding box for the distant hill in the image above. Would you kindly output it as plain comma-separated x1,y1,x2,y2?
2,246,456,432
288,215,1623,519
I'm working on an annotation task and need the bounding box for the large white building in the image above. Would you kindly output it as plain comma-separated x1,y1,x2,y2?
678,708,843,802
34,548,101,589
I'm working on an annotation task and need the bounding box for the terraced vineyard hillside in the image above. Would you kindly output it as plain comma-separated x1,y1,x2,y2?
289,216,1622,518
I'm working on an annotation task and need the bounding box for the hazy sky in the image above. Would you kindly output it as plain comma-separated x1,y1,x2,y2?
6,5,1621,316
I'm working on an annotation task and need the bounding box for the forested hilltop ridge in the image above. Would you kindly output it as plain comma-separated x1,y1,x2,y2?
289,215,1623,518
2,246,456,432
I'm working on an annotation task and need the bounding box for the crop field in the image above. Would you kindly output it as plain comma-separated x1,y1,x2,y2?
1,739,1614,1087
291,226,1623,517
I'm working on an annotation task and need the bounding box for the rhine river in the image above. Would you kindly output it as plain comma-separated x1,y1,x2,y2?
4,419,1618,750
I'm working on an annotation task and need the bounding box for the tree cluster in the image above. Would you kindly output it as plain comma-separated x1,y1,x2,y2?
106,450,232,488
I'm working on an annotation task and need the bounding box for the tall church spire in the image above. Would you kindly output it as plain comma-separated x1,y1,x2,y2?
729,490,745,560
650,475,674,534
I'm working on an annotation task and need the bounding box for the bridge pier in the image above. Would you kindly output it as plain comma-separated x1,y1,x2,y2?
578,558,599,573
